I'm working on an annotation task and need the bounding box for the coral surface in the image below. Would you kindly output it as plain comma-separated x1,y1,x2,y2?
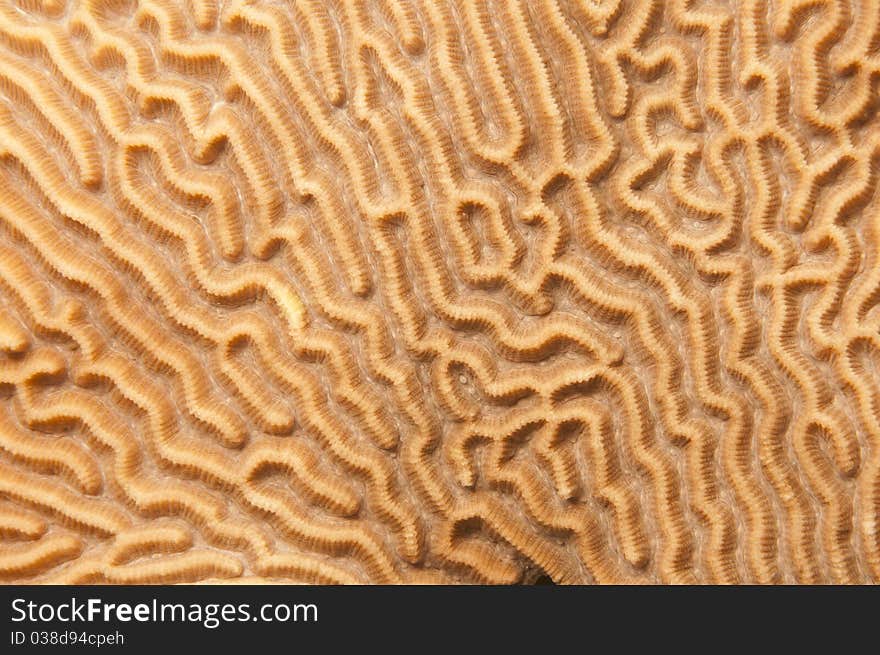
1,0,880,583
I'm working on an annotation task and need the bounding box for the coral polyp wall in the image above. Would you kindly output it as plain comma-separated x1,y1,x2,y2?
1,0,879,584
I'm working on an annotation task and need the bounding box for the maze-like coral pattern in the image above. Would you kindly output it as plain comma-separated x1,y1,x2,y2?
1,0,880,584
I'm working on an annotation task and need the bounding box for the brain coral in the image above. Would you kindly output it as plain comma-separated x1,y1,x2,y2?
1,0,879,584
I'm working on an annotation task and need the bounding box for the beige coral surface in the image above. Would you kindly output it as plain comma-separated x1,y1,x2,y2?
0,0,879,584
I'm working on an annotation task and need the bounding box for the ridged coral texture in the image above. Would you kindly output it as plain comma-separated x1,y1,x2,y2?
0,0,879,585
